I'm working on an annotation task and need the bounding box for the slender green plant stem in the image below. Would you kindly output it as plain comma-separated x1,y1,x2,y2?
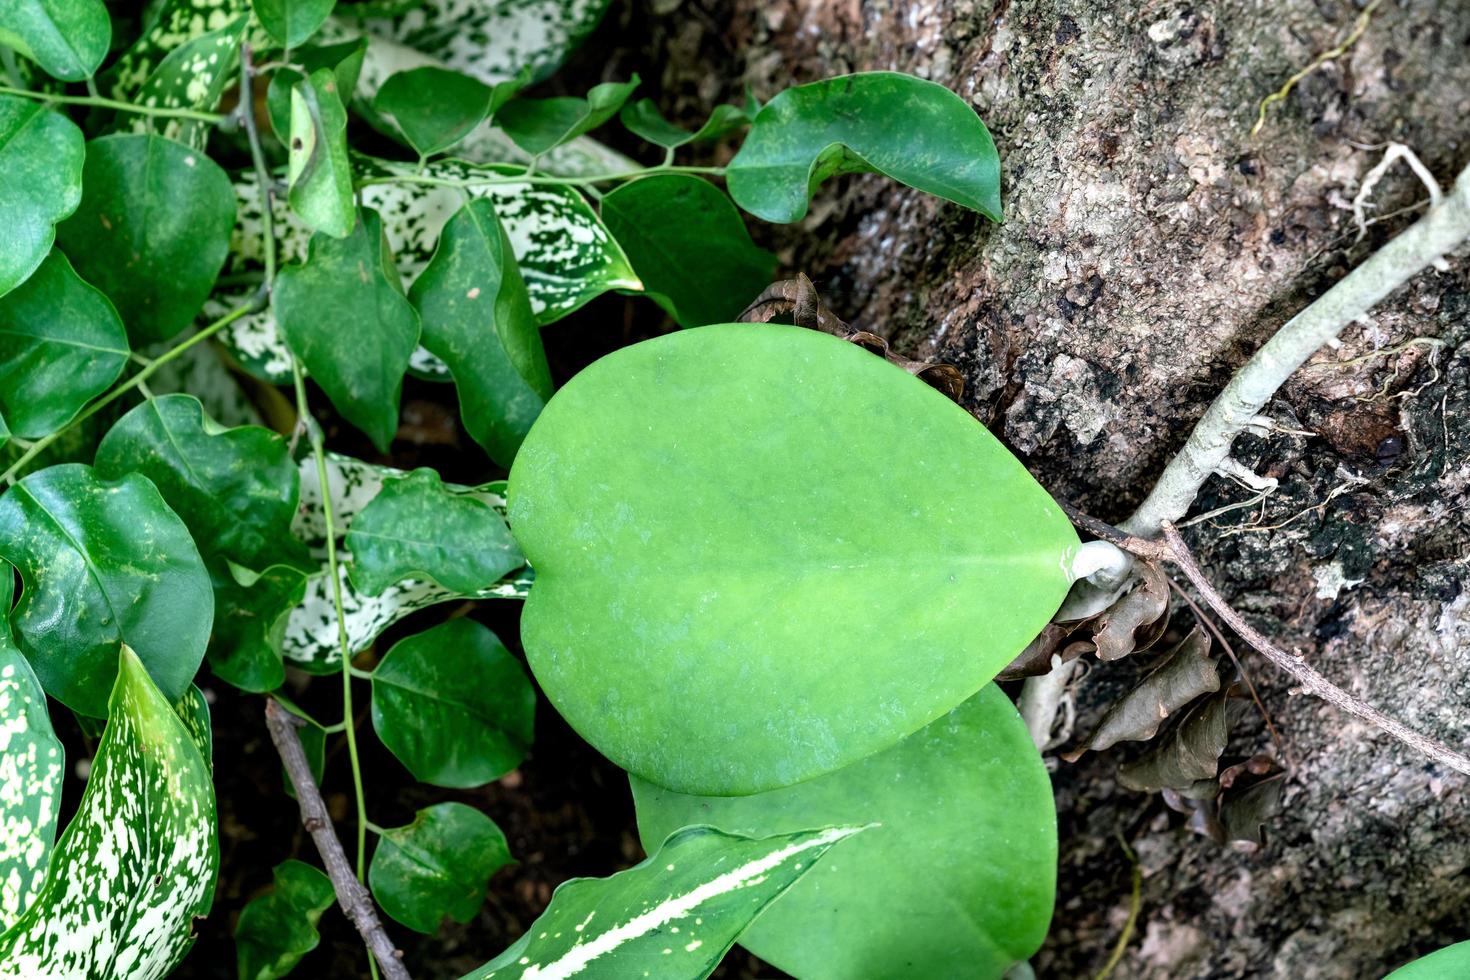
291,362,373,888
355,162,725,192
0,84,229,124
238,43,278,288
0,301,257,485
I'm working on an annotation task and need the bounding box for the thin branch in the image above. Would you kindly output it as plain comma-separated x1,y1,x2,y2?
1160,522,1470,777
354,163,725,192
0,83,229,124
264,699,412,980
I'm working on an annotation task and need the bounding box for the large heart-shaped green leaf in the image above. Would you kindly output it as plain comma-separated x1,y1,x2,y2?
94,394,310,575
462,824,866,980
507,323,1079,795
0,97,84,299
0,593,64,931
273,209,421,451
370,619,533,787
633,685,1056,979
0,464,214,717
602,174,775,328
0,0,111,81
234,859,336,980
408,198,551,465
0,646,218,978
1387,941,1470,979
346,467,523,595
369,802,512,934
727,72,1002,224
0,249,129,439
56,134,238,345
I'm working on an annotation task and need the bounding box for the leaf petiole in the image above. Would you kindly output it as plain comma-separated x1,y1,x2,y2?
0,84,230,125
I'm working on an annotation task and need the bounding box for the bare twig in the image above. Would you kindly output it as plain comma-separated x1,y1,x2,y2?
1159,523,1470,777
264,700,412,980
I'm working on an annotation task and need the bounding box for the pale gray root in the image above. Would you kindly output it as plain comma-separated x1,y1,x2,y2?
1019,656,1080,750
264,699,413,980
1121,158,1470,540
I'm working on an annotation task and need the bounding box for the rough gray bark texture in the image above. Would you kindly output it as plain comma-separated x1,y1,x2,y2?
619,1,1470,976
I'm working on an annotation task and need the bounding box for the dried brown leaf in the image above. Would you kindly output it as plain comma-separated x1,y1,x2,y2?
1117,691,1244,793
1093,560,1171,661
1063,627,1219,761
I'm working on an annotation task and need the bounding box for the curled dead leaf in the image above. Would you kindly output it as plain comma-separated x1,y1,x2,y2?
1062,627,1219,762
1117,690,1245,794
1093,559,1170,661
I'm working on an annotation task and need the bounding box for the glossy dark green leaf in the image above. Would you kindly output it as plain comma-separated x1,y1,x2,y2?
0,97,84,298
0,463,214,717
496,75,639,156
369,802,511,935
634,685,1056,979
463,824,866,980
287,68,356,239
375,66,493,157
727,71,1002,224
56,134,237,345
267,38,368,143
370,619,533,788
274,209,420,451
1387,941,1470,979
235,859,336,980
0,0,111,80
507,323,1080,795
206,564,307,693
0,249,128,439
0,646,218,976
346,467,523,596
94,394,310,575
0,617,64,930
618,99,747,150
602,174,775,328
251,0,335,48
408,198,551,465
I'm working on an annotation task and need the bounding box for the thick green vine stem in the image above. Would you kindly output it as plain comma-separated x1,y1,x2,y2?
0,84,229,124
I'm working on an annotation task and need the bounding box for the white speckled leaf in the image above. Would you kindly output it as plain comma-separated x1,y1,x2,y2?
0,629,63,931
340,0,610,86
215,163,639,383
282,454,531,673
463,824,867,980
0,646,218,980
126,13,251,148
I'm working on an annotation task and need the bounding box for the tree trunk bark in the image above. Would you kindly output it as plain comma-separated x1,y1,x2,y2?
624,1,1470,975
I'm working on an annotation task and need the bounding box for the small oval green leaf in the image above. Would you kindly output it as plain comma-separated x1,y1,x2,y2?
0,464,215,716
0,97,84,298
56,134,237,345
375,66,493,157
0,249,129,439
727,72,1002,224
618,99,747,150
496,76,639,156
287,67,357,239
94,393,310,575
1386,941,1470,979
602,174,775,328
370,618,534,788
633,685,1057,979
252,0,336,49
273,208,421,451
507,323,1078,795
369,802,512,935
235,859,336,980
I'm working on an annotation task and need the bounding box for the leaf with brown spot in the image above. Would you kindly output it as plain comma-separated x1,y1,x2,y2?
1063,628,1219,761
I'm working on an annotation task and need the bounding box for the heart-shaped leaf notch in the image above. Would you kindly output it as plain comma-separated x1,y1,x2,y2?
507,323,1081,795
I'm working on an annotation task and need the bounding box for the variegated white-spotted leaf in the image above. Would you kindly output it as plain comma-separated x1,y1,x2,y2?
215,162,639,383
282,455,531,672
105,0,250,98
312,22,635,177
0,639,63,930
125,13,252,148
0,647,218,980
141,336,264,428
339,0,611,87
463,824,868,980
